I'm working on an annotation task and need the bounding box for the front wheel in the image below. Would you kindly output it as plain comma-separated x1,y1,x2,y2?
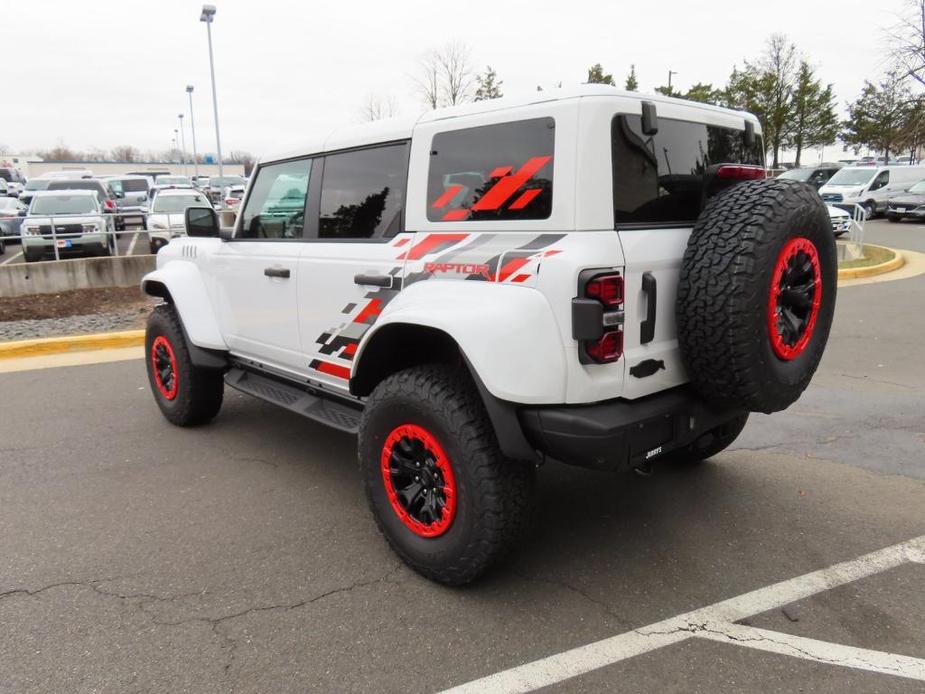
145,304,224,426
887,216,900,223
863,201,876,219
359,365,535,585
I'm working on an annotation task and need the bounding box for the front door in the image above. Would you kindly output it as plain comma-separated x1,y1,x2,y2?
206,158,312,373
296,143,410,392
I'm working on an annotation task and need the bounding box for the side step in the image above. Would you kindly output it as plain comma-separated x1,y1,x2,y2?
224,367,362,434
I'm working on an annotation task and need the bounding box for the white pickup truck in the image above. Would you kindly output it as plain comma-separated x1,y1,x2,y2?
141,85,837,584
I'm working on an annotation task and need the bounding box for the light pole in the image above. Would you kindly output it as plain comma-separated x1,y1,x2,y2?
186,85,200,179
200,4,223,178
668,70,678,94
177,113,187,177
173,129,179,167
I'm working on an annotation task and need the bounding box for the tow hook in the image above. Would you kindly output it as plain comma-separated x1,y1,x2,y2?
633,460,654,477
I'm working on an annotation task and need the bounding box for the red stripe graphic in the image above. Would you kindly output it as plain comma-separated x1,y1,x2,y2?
441,209,469,221
489,165,512,179
431,184,464,209
472,156,552,212
512,273,531,283
497,256,531,283
393,237,411,247
353,299,383,323
399,233,469,260
509,188,543,210
342,342,358,356
314,361,351,380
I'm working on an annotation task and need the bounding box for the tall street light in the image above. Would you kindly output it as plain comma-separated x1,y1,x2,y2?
186,85,200,179
177,113,188,177
200,4,223,178
173,129,179,167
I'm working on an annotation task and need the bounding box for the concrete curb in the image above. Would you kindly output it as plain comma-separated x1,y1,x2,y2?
837,244,905,280
0,330,144,359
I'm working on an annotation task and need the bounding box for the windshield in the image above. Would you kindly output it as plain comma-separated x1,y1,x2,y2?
827,168,876,186
157,176,191,186
24,179,51,191
778,169,813,182
152,193,210,214
210,176,244,187
905,180,925,194
31,195,98,215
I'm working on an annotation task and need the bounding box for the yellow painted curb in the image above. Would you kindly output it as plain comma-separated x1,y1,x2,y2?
0,330,145,359
837,245,905,280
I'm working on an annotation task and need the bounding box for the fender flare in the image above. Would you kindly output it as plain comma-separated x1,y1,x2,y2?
141,263,227,351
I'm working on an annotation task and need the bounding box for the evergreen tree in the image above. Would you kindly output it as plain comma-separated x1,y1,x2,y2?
624,65,638,91
586,63,615,85
474,66,504,101
784,62,839,166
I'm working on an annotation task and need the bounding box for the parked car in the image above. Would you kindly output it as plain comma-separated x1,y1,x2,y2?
17,178,52,206
827,205,852,236
221,183,246,209
818,165,925,218
0,178,8,197
144,188,212,253
102,175,152,227
777,163,843,190
205,175,245,204
885,179,925,222
141,85,837,584
192,175,211,189
0,196,29,242
149,175,194,201
45,178,124,230
0,167,25,197
21,190,114,262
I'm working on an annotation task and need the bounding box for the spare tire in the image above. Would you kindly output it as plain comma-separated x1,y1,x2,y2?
676,179,837,414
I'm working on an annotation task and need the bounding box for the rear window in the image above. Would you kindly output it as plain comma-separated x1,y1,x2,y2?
120,178,149,192
427,117,555,222
612,115,764,225
47,180,104,195
0,169,12,182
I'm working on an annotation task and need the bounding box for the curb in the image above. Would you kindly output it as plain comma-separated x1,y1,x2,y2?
0,330,145,360
838,245,905,280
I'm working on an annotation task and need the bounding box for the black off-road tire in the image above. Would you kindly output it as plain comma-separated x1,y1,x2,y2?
660,413,750,465
677,179,837,414
145,304,224,426
359,365,535,585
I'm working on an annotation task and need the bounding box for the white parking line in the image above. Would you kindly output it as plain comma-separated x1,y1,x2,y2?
441,535,925,693
127,231,140,256
0,249,23,265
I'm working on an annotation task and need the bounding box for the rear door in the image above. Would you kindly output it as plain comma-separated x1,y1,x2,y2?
612,109,764,399
296,142,410,391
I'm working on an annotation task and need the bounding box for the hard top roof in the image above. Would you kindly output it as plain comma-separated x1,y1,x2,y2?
262,84,760,164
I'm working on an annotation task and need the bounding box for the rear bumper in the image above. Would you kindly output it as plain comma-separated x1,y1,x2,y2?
519,386,743,470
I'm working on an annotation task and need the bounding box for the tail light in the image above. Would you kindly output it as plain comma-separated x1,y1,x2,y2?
224,197,237,205
104,199,115,211
573,271,625,364
715,165,766,180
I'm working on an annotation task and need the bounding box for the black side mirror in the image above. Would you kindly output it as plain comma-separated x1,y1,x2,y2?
185,206,219,237
641,101,658,136
18,208,28,216
115,190,125,199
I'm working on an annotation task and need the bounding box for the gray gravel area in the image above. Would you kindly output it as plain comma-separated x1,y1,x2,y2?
0,309,144,341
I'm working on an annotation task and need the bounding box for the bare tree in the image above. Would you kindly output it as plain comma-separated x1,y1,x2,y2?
360,94,399,121
111,145,139,162
888,0,925,88
415,41,475,109
0,144,10,156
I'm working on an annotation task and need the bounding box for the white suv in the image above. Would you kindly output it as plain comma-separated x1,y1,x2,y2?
142,85,837,584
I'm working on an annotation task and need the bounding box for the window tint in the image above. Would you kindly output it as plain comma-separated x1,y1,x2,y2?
612,115,764,225
238,158,311,239
120,179,149,192
427,118,554,223
318,144,407,239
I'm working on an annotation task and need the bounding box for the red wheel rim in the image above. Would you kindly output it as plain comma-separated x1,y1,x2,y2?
151,335,179,400
767,237,822,360
380,424,457,538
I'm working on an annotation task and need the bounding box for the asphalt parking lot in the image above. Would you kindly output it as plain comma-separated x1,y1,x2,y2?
1,220,924,693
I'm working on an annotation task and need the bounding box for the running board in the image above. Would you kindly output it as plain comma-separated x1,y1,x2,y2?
224,367,362,434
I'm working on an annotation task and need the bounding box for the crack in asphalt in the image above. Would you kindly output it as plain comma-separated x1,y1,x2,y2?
512,572,631,629
0,573,145,602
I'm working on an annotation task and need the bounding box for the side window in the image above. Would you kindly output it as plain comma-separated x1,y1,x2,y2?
809,171,828,186
427,118,554,222
612,115,764,225
870,171,889,190
238,158,312,239
318,143,408,239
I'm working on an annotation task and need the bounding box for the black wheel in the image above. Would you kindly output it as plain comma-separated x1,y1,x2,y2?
149,241,158,254
145,304,224,426
659,413,749,465
887,216,900,223
677,179,837,414
0,239,5,255
359,365,535,585
863,201,876,219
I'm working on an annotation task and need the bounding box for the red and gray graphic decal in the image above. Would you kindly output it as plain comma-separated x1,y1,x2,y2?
432,157,553,221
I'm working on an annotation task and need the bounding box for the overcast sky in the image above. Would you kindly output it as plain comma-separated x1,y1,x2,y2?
1,0,912,163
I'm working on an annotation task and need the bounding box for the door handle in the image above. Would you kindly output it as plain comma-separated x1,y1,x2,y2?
640,272,657,344
354,273,394,288
264,266,290,279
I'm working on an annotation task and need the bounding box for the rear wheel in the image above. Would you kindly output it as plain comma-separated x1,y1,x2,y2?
145,304,224,426
359,365,535,585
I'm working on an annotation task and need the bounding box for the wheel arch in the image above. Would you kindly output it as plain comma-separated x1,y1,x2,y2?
141,264,227,351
